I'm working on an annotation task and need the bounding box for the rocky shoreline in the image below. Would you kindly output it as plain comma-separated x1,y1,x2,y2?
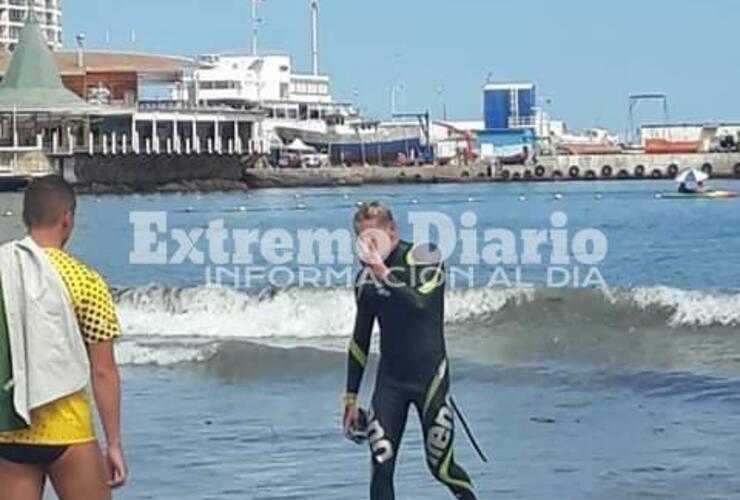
61,154,492,194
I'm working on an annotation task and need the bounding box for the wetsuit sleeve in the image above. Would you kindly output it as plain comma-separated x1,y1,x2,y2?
345,283,375,399
385,245,444,311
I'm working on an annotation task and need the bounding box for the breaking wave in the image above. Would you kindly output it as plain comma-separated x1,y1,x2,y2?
111,285,740,367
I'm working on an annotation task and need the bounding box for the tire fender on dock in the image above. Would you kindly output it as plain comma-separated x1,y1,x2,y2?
569,166,580,178
601,165,613,177
634,164,646,177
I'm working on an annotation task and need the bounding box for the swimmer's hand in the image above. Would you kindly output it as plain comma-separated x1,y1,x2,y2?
105,444,128,488
357,238,390,280
344,403,360,440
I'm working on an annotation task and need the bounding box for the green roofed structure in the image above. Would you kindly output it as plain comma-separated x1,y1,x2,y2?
0,12,120,115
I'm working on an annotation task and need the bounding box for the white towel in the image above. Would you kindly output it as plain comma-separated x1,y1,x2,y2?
0,237,90,425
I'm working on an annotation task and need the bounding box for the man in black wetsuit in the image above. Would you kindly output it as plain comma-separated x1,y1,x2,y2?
343,201,477,500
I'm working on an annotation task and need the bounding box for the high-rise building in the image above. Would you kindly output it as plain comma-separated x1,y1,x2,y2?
0,0,62,52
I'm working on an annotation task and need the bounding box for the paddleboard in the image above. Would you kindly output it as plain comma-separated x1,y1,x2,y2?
660,190,738,200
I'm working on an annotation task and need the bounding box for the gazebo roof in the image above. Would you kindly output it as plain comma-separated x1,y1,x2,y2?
0,13,125,115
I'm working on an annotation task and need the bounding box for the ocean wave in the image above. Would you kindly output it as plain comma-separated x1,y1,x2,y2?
114,284,740,335
628,286,740,327
111,284,740,367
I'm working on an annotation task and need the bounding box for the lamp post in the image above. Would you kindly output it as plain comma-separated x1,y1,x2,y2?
437,86,447,121
75,32,86,68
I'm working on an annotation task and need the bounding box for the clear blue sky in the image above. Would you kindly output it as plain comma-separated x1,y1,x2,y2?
65,0,740,131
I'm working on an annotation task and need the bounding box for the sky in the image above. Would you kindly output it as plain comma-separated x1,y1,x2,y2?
64,0,740,132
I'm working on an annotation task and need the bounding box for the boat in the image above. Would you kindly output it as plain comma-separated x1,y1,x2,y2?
554,128,623,155
275,116,431,166
660,190,738,200
645,139,702,154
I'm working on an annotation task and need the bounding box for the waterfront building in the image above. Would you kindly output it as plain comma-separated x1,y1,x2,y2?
181,53,346,122
477,82,538,162
0,12,265,188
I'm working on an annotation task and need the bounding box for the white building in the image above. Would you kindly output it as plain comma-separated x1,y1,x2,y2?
177,54,341,118
0,0,62,51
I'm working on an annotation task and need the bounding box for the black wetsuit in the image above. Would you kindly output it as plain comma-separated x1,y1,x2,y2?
346,240,476,500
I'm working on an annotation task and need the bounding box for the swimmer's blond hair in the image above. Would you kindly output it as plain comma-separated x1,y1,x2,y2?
353,201,395,232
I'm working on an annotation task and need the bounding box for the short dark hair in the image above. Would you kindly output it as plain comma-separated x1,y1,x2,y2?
22,176,77,229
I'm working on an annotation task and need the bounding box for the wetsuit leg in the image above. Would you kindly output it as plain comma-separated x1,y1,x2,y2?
368,381,410,500
417,367,476,500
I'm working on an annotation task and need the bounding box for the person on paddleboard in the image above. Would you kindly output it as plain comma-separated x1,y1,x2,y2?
342,201,477,500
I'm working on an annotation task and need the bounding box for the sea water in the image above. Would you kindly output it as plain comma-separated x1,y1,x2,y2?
1,180,740,499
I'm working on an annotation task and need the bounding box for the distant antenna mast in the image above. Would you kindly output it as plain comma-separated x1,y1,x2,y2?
310,0,320,75
251,0,260,55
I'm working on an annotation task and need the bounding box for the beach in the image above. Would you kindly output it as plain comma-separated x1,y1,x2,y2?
2,180,740,499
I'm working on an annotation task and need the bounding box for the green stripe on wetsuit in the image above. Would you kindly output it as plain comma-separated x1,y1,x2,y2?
440,448,475,493
350,339,368,367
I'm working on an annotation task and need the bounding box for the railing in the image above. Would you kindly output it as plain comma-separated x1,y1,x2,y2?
508,116,537,129
137,100,258,113
69,131,270,157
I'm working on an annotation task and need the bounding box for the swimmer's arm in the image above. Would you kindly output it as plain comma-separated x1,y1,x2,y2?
345,299,375,401
90,341,122,450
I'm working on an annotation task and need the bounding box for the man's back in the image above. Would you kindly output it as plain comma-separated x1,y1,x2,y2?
0,247,120,447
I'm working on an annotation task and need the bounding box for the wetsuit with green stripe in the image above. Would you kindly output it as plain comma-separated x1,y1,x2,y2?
346,240,476,500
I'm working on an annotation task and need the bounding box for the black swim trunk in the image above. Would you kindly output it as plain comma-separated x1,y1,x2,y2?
0,444,68,467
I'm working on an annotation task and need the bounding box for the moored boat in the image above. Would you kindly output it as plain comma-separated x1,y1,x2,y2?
645,139,702,154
